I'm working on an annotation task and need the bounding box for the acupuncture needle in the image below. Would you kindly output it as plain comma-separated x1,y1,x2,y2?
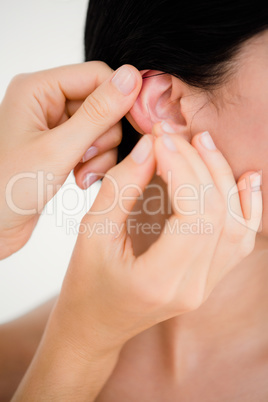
142,72,167,79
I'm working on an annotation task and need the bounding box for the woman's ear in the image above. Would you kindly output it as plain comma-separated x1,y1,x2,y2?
126,69,188,135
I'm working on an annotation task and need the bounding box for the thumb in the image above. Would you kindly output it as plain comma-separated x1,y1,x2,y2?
49,65,142,163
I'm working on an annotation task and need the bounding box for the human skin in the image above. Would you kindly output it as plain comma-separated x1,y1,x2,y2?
0,297,57,401
0,61,142,398
128,32,268,230
93,32,268,400
12,122,262,398
93,179,268,401
0,62,142,259
11,32,268,400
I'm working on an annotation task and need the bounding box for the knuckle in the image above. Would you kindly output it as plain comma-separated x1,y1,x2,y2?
239,237,256,258
7,73,30,93
155,286,176,306
104,149,118,167
87,61,113,87
178,292,203,313
10,73,29,84
94,152,117,177
109,125,123,147
225,221,247,244
179,281,205,312
94,126,122,153
82,93,110,125
137,284,174,309
91,60,112,73
131,264,175,310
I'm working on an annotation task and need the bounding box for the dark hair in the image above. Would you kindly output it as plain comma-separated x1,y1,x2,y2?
84,0,268,161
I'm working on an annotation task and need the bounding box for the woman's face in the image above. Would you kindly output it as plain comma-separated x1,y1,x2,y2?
175,31,268,235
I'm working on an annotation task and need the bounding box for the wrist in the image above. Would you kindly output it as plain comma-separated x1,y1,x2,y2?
12,303,122,401
49,301,123,361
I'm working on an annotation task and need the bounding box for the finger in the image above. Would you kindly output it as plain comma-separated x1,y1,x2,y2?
3,61,114,131
191,130,244,225
48,64,142,163
80,122,122,163
153,123,220,221
66,99,83,117
74,149,118,190
204,172,263,298
36,61,114,101
135,129,223,283
238,171,263,233
153,122,215,188
84,135,155,232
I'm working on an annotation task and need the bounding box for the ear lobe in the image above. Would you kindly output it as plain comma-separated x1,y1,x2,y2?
127,69,187,135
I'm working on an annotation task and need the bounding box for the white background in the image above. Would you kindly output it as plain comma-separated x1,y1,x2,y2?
0,0,102,323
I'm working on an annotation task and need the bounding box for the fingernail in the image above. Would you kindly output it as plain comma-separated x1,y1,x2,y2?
162,133,177,152
111,65,137,95
250,173,262,190
131,135,152,164
83,173,99,189
199,131,217,151
161,121,176,134
81,146,98,163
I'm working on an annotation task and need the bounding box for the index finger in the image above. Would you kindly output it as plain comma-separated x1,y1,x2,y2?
34,60,114,101
3,61,115,133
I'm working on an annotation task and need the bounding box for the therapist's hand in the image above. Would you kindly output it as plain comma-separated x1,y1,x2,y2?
0,62,142,259
13,126,262,401
56,127,262,349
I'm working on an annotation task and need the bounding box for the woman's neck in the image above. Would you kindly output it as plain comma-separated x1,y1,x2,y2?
128,174,268,376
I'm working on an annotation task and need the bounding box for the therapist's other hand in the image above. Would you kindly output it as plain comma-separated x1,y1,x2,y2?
0,62,142,259
14,127,262,400
55,126,262,354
